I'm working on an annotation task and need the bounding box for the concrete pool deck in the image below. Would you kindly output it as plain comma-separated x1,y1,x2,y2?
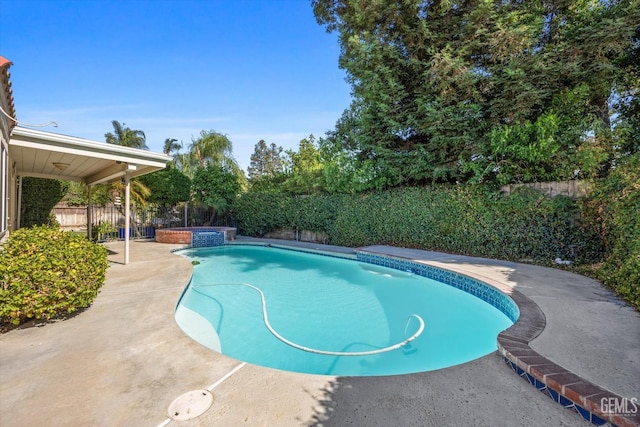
0,238,638,426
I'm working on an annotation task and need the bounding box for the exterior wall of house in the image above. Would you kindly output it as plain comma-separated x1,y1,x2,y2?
0,122,7,241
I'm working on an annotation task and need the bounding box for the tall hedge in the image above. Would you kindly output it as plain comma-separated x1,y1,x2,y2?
581,153,640,308
20,177,68,228
329,186,603,263
233,186,603,264
233,191,347,237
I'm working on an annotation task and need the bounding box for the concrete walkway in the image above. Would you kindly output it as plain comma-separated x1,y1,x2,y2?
0,239,638,426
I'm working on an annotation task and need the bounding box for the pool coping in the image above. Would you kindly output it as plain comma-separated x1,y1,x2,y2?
353,247,639,427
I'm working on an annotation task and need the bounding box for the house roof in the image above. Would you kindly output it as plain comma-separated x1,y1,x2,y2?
10,127,172,185
0,56,17,131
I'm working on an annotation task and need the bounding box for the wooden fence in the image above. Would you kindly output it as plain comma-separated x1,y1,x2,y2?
500,180,592,198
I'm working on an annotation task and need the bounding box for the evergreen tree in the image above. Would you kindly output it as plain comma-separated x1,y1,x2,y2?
284,135,325,194
313,0,640,185
191,164,241,218
247,140,284,180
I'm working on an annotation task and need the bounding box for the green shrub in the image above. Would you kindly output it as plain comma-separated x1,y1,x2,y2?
581,153,640,309
233,191,346,237
233,191,287,236
0,226,109,326
20,177,68,228
234,185,604,264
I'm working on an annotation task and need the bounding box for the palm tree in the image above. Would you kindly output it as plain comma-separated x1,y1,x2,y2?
103,120,151,206
105,120,148,150
189,130,235,168
174,152,198,179
163,138,181,156
110,179,151,206
189,130,245,185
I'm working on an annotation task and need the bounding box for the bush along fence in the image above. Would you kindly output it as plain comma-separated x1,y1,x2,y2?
233,186,604,266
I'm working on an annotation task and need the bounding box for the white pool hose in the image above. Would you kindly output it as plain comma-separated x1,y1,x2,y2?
196,283,425,356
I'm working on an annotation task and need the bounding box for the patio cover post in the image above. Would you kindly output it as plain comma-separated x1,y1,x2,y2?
124,171,131,265
16,176,22,229
87,184,92,240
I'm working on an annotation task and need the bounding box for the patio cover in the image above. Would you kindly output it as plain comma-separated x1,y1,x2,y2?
9,126,172,264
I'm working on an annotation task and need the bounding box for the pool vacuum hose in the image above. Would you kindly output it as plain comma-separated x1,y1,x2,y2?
198,283,425,357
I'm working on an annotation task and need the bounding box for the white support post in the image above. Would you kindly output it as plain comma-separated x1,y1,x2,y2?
124,172,131,265
16,176,22,229
87,184,93,240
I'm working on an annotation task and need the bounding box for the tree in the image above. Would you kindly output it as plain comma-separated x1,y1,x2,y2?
173,152,198,180
313,0,640,186
187,130,246,188
612,25,640,158
247,140,284,180
110,179,151,206
137,166,191,206
190,130,235,168
104,120,151,204
283,135,325,194
62,181,114,206
191,164,242,222
163,138,181,156
105,120,148,150
320,104,394,192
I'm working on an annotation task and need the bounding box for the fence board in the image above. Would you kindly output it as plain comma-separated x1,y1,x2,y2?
500,180,592,198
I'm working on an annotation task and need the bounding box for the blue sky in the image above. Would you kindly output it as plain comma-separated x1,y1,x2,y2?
0,0,352,172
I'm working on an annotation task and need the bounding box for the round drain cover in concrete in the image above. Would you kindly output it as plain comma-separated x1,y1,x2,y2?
168,390,213,421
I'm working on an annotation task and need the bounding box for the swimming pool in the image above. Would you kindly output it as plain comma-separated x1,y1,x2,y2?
175,245,516,376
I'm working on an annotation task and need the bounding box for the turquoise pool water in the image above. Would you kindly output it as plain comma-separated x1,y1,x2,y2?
175,245,514,376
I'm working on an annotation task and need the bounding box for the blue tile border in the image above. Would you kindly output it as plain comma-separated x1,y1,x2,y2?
228,241,358,260
355,251,520,322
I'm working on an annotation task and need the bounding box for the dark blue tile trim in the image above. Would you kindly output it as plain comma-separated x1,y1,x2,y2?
355,251,520,322
228,241,358,260
501,356,620,427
